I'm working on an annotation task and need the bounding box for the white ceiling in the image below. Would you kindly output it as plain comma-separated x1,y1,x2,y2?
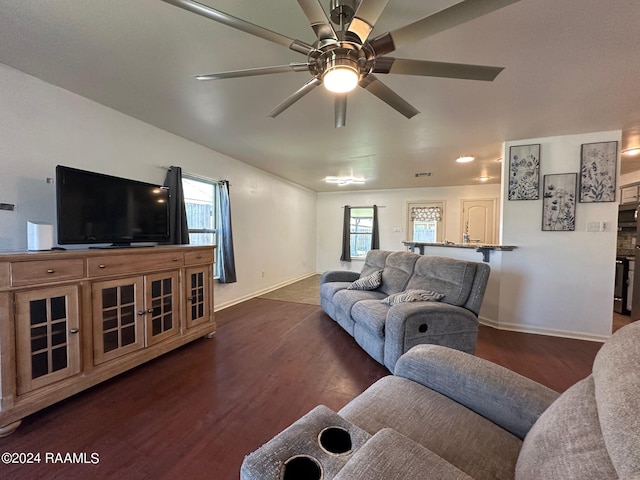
1,0,640,191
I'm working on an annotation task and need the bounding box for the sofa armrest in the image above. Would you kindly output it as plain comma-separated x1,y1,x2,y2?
383,302,479,370
394,344,560,439
320,271,360,284
334,428,473,480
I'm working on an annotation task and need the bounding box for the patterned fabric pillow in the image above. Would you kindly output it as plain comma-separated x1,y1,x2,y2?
347,270,383,290
380,289,445,305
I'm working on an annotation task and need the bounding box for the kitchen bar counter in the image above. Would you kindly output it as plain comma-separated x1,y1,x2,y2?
403,241,517,262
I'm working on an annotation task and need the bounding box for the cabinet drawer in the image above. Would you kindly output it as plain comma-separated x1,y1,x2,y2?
88,251,184,277
184,249,214,265
11,259,84,286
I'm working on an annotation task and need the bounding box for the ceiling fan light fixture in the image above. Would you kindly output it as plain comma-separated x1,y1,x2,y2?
325,175,365,186
323,54,360,93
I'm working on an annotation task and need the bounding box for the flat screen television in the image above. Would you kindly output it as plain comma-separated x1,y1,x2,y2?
56,165,170,246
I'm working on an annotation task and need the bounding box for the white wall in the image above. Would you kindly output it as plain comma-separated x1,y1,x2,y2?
499,131,621,340
316,183,501,272
0,64,317,309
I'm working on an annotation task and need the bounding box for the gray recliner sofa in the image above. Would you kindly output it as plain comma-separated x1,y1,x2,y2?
320,250,490,371
241,321,640,479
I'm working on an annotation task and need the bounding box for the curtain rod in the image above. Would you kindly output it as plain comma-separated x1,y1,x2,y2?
162,166,229,185
343,205,385,208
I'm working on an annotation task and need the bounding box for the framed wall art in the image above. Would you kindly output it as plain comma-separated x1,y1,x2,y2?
542,173,577,231
579,141,618,203
508,144,540,200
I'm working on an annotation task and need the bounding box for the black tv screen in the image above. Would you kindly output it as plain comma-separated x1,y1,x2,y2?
56,165,170,246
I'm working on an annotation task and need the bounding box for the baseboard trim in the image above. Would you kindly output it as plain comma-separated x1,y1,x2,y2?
478,316,609,343
214,272,320,312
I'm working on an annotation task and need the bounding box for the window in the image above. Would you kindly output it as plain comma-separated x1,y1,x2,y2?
349,207,374,258
407,202,444,243
181,175,220,276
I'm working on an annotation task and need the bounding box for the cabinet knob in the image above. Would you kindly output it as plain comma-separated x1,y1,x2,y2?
147,308,154,314
137,310,146,316
69,328,79,334
196,255,203,259
47,269,55,274
172,258,179,262
98,264,106,269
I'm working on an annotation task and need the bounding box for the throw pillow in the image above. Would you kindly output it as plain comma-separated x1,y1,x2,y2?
347,270,383,290
381,289,445,305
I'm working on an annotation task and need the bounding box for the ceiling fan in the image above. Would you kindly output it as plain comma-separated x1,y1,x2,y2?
161,0,520,127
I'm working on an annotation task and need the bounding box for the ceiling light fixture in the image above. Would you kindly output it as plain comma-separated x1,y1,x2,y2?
323,53,360,94
456,155,475,163
478,176,491,182
324,176,365,186
622,148,640,157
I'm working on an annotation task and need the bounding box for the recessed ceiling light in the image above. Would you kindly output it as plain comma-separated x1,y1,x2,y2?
456,155,475,163
622,148,640,157
478,176,491,182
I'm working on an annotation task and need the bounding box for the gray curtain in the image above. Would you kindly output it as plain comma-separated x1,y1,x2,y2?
371,204,380,250
163,166,189,245
217,180,237,283
340,205,351,262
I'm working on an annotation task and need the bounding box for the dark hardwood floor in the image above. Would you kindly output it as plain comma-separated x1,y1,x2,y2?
0,298,603,479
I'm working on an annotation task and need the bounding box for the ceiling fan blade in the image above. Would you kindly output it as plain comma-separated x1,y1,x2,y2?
268,77,323,118
334,94,347,128
368,0,520,56
346,0,390,44
360,74,419,119
297,0,338,42
161,0,314,55
373,58,503,81
195,63,310,81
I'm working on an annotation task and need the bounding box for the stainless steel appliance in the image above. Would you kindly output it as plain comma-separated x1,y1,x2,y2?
618,202,639,230
615,257,630,314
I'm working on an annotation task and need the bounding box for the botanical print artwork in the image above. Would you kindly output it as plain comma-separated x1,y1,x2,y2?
542,173,577,231
579,141,618,202
508,144,540,200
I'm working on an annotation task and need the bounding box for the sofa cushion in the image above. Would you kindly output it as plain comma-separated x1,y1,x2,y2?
334,428,473,480
406,255,476,306
333,289,387,318
378,251,420,295
516,376,617,479
381,289,445,305
591,321,640,478
320,281,352,301
340,376,522,480
359,250,392,277
351,300,390,338
348,270,383,290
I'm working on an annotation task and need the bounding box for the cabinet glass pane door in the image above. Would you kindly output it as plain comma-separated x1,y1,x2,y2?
145,272,179,345
93,278,145,365
15,286,81,394
185,266,211,328
101,284,137,353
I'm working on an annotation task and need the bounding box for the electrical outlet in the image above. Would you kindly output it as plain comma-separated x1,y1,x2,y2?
586,221,606,232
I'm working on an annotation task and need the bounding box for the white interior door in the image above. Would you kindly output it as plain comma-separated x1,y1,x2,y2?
461,199,497,244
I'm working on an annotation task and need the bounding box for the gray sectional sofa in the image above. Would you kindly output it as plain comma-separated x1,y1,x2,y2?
241,321,640,479
320,250,490,370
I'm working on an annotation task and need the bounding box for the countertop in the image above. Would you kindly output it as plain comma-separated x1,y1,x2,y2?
402,241,517,262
